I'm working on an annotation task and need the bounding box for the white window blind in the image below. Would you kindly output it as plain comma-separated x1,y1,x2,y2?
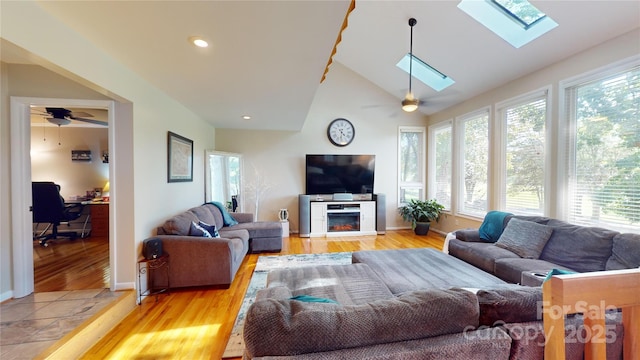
399,127,426,205
457,110,489,217
500,95,547,215
565,66,640,233
429,122,452,210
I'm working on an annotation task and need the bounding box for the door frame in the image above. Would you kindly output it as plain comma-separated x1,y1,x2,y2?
10,96,115,297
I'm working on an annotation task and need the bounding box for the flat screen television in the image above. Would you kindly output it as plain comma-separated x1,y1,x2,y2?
305,154,375,195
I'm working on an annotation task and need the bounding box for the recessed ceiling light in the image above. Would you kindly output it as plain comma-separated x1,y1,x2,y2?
242,115,251,120
188,36,208,48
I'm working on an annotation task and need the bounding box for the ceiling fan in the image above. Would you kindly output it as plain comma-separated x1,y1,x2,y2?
31,107,108,126
402,18,422,113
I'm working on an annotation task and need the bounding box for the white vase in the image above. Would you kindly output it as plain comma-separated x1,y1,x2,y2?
278,208,289,221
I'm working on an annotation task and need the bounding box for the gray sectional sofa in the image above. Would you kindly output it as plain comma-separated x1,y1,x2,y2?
242,214,640,359
147,203,282,288
448,213,640,285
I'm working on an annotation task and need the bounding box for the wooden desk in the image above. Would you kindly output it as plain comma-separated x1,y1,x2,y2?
89,202,109,237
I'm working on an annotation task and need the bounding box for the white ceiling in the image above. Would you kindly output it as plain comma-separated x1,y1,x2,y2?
5,1,640,131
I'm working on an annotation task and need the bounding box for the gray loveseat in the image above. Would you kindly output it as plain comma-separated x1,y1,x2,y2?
448,213,640,285
147,203,282,288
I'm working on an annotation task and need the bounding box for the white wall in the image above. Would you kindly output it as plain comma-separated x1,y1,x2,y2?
216,62,427,231
428,28,640,234
1,1,215,299
31,126,109,199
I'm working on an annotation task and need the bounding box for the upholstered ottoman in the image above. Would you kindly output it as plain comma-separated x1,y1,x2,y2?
232,221,283,253
263,263,394,304
352,248,510,294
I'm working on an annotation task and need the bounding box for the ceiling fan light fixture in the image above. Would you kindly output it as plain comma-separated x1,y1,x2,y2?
402,97,419,112
47,117,71,126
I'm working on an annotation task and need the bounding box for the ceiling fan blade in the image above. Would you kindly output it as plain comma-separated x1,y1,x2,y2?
69,111,94,118
71,117,108,126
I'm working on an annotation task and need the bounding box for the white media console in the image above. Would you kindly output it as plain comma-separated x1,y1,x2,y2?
298,194,386,238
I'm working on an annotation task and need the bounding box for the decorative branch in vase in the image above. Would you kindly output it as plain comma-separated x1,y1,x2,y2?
243,162,273,221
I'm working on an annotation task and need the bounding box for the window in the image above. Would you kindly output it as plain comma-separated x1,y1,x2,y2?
398,126,426,204
457,109,490,217
497,91,548,215
397,54,455,92
458,0,558,48
429,121,453,210
564,65,640,232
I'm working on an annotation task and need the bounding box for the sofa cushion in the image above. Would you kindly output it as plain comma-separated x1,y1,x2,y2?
232,221,282,238
495,218,553,259
448,239,520,274
475,285,542,326
189,221,213,237
202,204,225,229
266,263,394,305
160,211,199,235
352,248,509,294
478,211,513,242
188,206,219,228
493,257,575,284
206,201,238,226
217,228,250,242
606,233,640,270
243,288,480,358
540,222,618,272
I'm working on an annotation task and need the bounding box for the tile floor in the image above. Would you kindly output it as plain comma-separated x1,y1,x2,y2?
0,289,122,360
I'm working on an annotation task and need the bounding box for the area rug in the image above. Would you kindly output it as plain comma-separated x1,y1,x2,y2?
222,252,352,358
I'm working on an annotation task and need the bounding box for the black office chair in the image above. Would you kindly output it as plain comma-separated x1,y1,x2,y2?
32,181,84,247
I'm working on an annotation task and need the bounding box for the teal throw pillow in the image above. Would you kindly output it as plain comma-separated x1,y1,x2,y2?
479,211,513,242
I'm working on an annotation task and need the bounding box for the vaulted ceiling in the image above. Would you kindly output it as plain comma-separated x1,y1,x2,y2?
4,1,639,131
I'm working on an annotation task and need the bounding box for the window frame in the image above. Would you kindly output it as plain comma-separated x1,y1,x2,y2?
558,56,640,230
455,107,491,219
495,87,551,216
398,126,426,206
428,120,453,211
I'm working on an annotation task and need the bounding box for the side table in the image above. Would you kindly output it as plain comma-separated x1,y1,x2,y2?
138,254,170,304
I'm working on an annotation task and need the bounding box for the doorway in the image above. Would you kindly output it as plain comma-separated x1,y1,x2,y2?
10,97,115,298
30,106,110,292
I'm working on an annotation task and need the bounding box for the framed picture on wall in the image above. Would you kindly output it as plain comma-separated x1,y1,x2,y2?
167,131,193,182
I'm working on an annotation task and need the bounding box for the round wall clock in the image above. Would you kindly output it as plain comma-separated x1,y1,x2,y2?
327,118,355,147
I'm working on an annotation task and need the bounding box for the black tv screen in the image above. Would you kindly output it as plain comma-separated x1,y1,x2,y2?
305,154,375,195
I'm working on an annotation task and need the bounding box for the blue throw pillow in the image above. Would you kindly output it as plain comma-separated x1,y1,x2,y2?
198,221,220,238
479,211,513,242
289,295,339,304
189,221,212,237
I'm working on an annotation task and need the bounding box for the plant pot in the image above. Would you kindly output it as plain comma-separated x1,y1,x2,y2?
414,222,430,235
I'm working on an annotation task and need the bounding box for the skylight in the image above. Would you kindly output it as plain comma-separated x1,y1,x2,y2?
458,0,558,48
396,54,455,92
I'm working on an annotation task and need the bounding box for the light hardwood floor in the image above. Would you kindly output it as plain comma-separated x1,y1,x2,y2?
82,230,445,359
34,236,110,292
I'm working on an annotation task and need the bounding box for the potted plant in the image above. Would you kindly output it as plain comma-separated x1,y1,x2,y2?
398,199,445,235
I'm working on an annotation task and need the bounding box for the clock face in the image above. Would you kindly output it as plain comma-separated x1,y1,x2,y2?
327,118,355,147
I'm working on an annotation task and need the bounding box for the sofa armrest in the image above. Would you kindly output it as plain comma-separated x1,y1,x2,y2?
152,235,243,287
231,212,254,223
454,229,483,242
